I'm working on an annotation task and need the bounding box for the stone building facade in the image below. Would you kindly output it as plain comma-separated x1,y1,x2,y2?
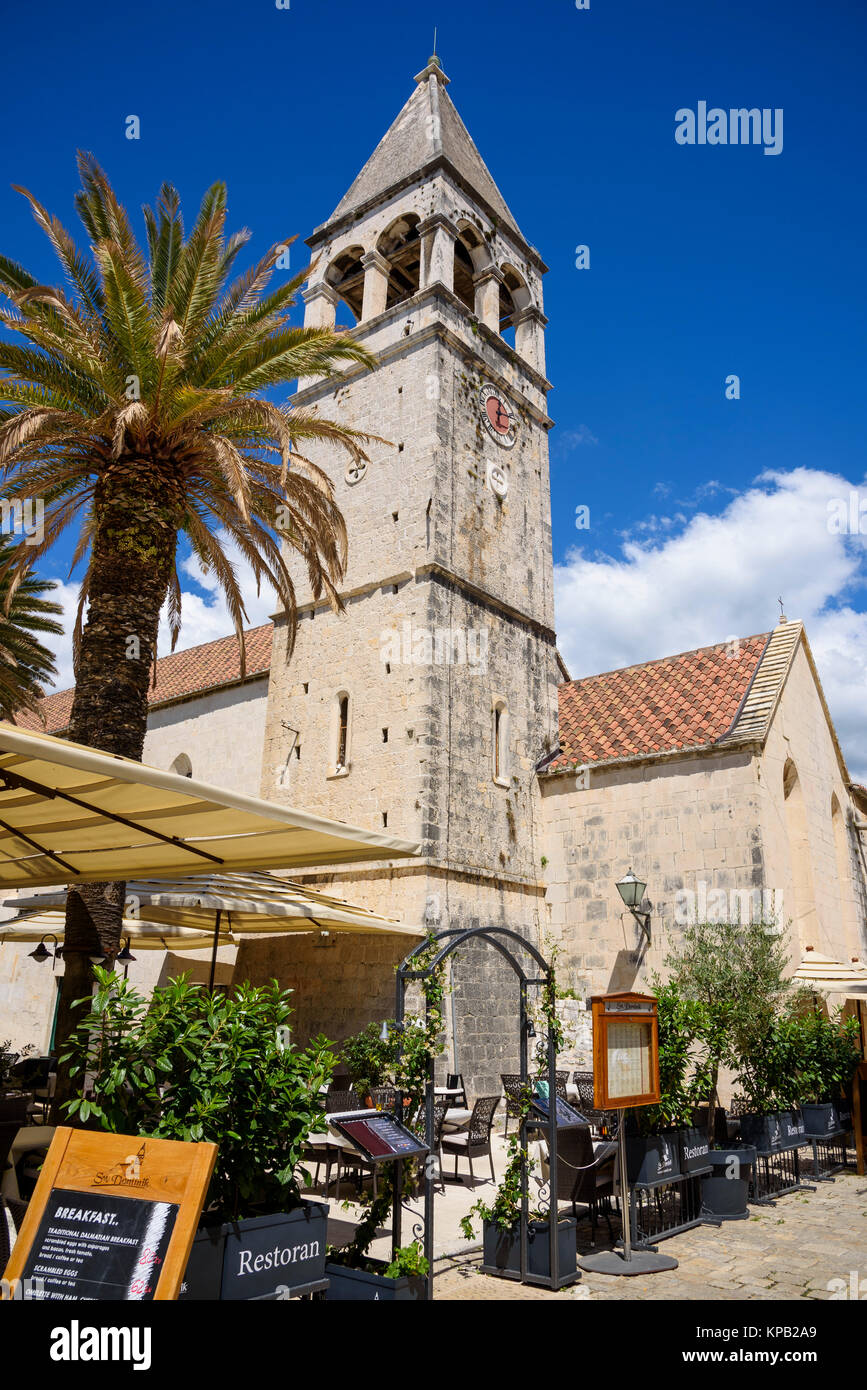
2,64,866,1079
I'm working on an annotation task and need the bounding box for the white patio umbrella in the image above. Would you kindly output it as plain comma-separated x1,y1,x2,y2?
9,869,423,987
0,722,419,889
792,950,867,997
0,909,234,953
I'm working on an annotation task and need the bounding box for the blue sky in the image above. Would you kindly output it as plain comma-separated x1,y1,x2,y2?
1,0,866,771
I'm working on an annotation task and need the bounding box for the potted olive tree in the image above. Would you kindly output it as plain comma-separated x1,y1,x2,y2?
626,981,707,1183
61,970,335,1300
785,1006,862,1137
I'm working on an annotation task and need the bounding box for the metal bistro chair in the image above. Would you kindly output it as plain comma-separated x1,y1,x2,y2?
446,1073,468,1108
501,1073,525,1136
369,1086,398,1112
428,1100,450,1194
572,1071,616,1137
539,1122,617,1247
441,1095,500,1184
0,1096,30,1198
325,1088,363,1114
556,1070,570,1103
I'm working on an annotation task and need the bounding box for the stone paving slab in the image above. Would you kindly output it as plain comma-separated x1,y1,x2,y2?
431,1170,867,1301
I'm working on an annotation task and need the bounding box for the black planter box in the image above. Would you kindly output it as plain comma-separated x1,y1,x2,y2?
481,1218,577,1283
180,1200,328,1300
778,1110,808,1147
324,1258,426,1301
836,1100,853,1133
801,1103,840,1136
737,1112,783,1153
679,1126,711,1174
626,1132,682,1184
700,1146,756,1221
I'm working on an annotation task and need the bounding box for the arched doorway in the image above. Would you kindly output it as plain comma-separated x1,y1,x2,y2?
396,926,569,1295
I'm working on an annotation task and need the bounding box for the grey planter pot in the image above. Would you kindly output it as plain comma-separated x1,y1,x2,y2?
801,1103,840,1136
481,1217,577,1282
324,1258,426,1301
180,1200,328,1300
700,1146,756,1221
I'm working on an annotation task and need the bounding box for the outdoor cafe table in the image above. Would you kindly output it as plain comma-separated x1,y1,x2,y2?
1,1124,55,1202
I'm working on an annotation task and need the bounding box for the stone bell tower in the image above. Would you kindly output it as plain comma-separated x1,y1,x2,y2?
260,59,560,1091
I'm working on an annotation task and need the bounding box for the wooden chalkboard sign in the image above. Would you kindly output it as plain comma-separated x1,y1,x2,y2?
1,1127,216,1301
591,992,661,1109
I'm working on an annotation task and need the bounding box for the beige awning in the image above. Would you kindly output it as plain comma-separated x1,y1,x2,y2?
792,951,867,996
0,910,234,953
10,869,424,938
0,721,419,888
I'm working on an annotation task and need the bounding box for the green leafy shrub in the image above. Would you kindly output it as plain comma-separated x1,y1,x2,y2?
338,1021,397,1100
60,970,335,1222
772,1006,861,1105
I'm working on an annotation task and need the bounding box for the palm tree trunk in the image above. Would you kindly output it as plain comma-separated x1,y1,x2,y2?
55,467,180,1119
51,882,126,1121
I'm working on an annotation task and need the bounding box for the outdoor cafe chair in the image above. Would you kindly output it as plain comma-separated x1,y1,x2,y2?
325,1088,363,1114
538,1122,617,1246
572,1070,616,1136
501,1073,526,1135
369,1086,397,1111
441,1095,500,1184
0,1096,30,1190
446,1073,468,1108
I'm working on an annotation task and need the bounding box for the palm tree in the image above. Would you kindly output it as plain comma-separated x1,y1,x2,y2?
0,154,378,1088
0,538,63,720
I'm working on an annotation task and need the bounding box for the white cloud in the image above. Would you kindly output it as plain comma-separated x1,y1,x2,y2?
554,467,867,780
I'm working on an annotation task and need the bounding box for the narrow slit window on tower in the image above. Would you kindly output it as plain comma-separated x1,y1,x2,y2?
382,811,388,828
382,728,389,743
303,682,309,695
295,744,301,761
493,701,509,784
336,694,349,770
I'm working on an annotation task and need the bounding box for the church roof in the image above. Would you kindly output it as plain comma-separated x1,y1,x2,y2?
546,629,779,772
320,61,525,244
18,623,273,735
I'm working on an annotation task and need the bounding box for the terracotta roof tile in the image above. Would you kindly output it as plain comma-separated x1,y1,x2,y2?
547,633,771,772
17,623,273,735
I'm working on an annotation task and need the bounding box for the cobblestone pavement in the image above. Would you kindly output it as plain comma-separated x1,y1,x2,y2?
432,1171,867,1301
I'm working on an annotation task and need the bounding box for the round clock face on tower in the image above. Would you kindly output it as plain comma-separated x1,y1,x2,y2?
479,384,518,448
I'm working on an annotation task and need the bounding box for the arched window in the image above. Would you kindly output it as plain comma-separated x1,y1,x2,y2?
376,215,421,308
453,223,490,313
783,759,818,949
493,700,509,786
325,246,365,323
499,264,531,347
831,794,857,960
170,753,192,778
330,692,351,776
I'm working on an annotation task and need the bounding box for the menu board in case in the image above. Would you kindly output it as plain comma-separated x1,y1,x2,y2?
331,1111,428,1163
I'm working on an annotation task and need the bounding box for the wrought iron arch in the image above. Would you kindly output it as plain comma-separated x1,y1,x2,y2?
395,926,569,1296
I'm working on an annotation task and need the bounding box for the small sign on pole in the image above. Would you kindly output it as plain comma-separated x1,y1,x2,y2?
2,1127,216,1301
